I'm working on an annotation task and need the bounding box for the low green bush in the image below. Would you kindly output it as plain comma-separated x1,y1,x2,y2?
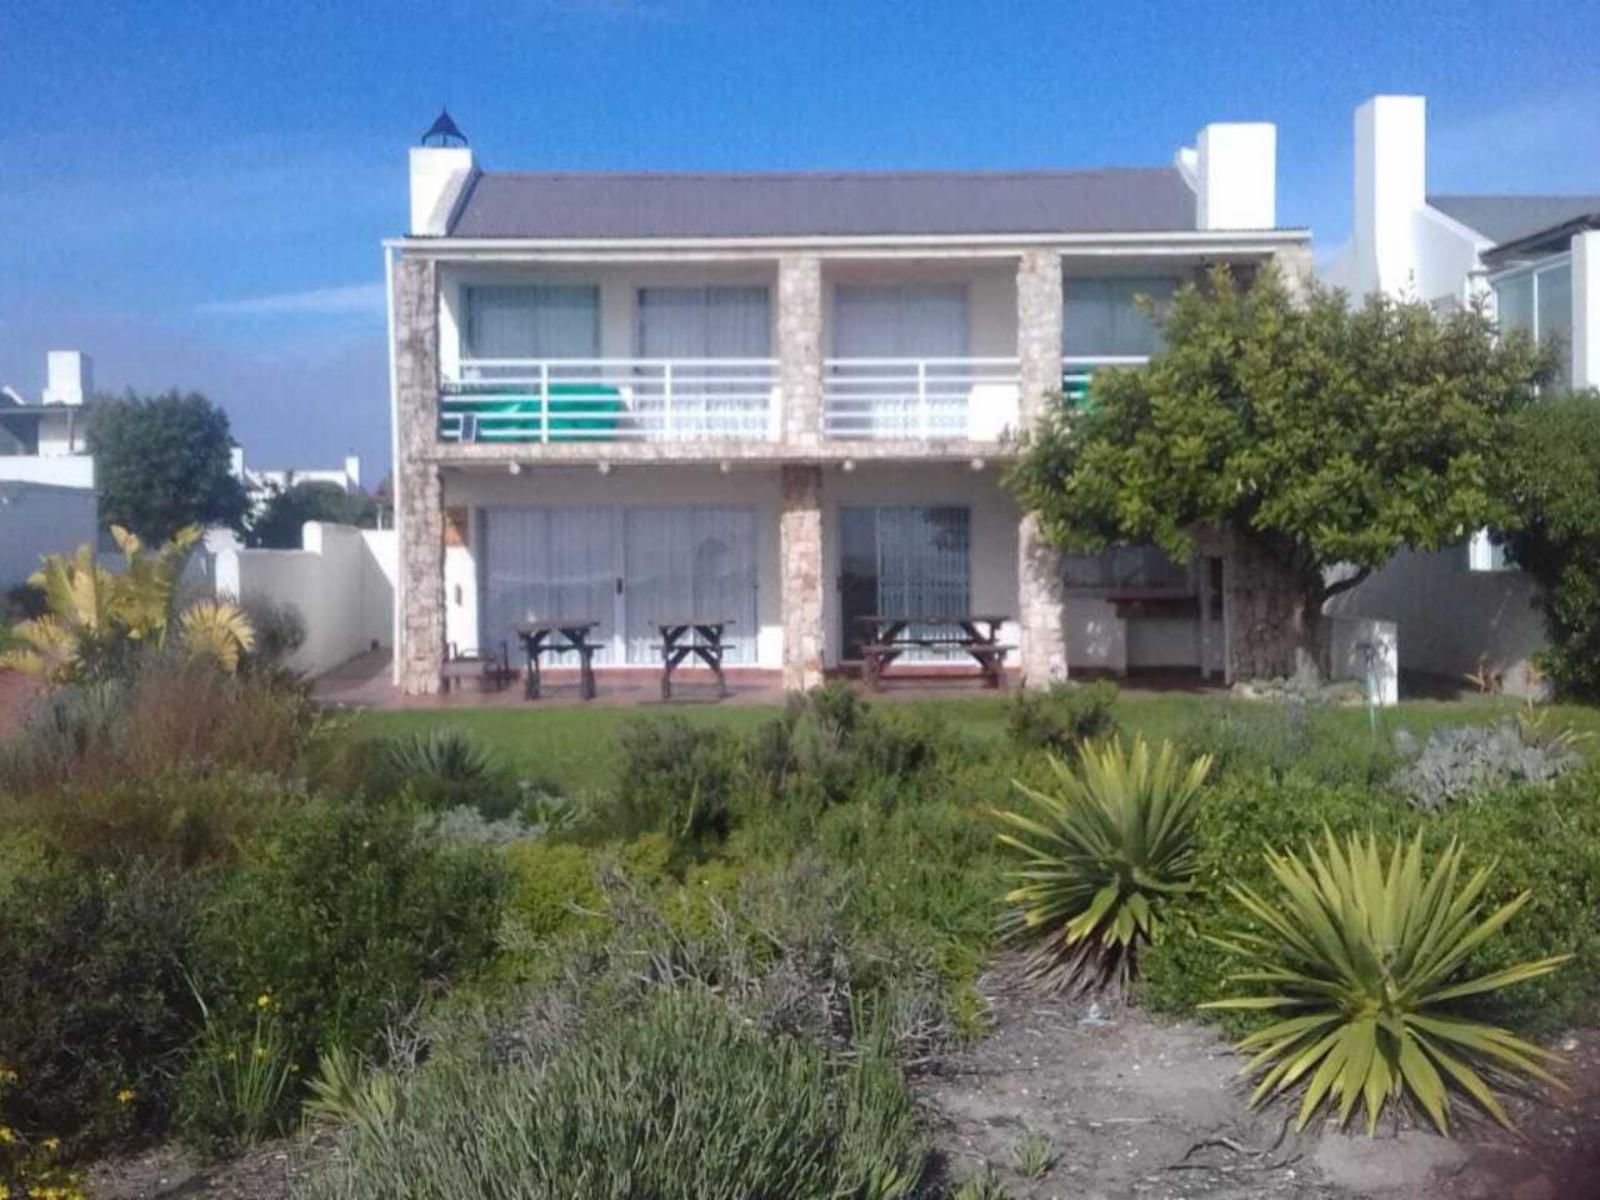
1006,681,1119,755
501,840,608,942
185,796,509,1144
0,856,201,1155
606,717,746,861
298,988,927,1200
380,728,522,820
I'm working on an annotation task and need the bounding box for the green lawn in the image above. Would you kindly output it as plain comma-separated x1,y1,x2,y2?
350,691,1561,797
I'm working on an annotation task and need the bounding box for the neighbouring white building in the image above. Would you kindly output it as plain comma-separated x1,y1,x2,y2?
0,352,99,589
386,111,1315,694
0,351,96,490
231,445,363,515
1323,94,1600,694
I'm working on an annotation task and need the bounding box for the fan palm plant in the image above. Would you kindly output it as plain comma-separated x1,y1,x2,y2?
993,736,1211,994
1,525,253,685
1202,830,1569,1135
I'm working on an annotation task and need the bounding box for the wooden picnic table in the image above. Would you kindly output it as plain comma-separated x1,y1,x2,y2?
655,620,733,701
854,614,1013,691
514,620,602,701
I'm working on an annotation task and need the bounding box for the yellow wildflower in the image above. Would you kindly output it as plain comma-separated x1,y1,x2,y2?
0,1124,15,1143
253,1046,266,1060
115,1088,136,1105
256,993,272,1009
43,1136,60,1153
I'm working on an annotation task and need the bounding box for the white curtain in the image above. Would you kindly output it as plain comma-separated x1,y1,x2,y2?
637,287,770,436
622,507,757,664
480,507,616,663
831,284,968,436
465,286,600,378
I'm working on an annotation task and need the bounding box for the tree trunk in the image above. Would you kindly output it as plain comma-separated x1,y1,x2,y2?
1223,534,1329,684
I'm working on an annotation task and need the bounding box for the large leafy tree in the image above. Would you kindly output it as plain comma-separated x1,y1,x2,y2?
89,391,250,542
1009,266,1551,679
1502,389,1600,699
246,480,378,549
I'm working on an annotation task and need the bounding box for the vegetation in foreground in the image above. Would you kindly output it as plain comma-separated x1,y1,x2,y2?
1,660,1597,1196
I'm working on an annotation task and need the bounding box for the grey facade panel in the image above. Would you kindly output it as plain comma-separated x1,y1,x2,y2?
448,168,1198,239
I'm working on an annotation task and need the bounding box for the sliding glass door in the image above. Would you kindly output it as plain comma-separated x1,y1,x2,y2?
479,506,758,666
623,507,757,663
839,506,971,659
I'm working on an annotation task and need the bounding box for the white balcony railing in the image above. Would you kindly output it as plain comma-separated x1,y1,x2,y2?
823,357,1020,441
439,358,779,444
1061,355,1149,407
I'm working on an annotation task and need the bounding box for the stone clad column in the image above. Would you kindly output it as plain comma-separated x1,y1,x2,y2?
780,464,826,692
1015,250,1069,687
393,255,446,695
778,254,823,446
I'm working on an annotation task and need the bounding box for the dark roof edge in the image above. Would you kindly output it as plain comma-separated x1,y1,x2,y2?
1483,212,1600,265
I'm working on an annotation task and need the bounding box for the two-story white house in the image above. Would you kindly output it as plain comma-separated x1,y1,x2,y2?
1324,95,1600,694
386,113,1310,695
0,351,97,490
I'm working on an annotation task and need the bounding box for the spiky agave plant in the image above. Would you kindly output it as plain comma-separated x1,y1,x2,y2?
1203,830,1570,1135
993,736,1211,994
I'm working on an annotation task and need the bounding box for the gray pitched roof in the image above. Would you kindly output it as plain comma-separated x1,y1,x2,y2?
1428,194,1600,246
446,168,1198,239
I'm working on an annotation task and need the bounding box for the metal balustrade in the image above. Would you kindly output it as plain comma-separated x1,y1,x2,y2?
439,358,779,443
822,357,1020,441
1061,355,1150,408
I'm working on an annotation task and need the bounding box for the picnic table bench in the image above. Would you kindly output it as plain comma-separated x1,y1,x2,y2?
653,620,733,701
441,641,515,694
855,614,1013,691
515,620,602,701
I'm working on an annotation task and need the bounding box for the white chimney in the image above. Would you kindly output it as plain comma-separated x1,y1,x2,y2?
1185,123,1277,231
343,453,362,491
42,351,92,407
1353,95,1427,297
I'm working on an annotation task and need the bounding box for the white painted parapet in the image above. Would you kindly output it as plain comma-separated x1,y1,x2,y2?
1575,230,1600,389
1329,615,1399,707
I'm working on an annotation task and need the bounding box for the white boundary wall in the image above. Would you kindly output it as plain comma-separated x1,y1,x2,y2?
0,482,99,589
215,522,396,677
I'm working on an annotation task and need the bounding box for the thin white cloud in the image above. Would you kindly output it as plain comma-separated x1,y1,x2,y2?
197,282,387,318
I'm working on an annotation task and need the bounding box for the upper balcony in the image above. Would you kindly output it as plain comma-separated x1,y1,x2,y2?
440,357,779,444
424,259,1182,458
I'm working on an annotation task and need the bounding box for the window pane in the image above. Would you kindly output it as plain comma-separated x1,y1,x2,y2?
1537,264,1572,390
1064,277,1178,356
465,285,599,360
1495,273,1534,336
1062,544,1190,591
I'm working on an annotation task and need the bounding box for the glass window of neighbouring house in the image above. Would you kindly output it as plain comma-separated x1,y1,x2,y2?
1494,272,1535,338
1537,264,1573,390
463,285,601,361
1063,277,1179,358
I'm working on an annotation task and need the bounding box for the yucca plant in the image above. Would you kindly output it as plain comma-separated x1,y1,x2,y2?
1203,830,1570,1135
993,736,1211,994
383,728,495,785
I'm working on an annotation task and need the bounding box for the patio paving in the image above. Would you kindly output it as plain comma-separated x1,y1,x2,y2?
313,648,1228,710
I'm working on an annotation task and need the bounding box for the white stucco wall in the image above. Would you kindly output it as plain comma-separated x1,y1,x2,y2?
0,454,95,488
0,482,98,589
215,522,395,676
1325,548,1545,695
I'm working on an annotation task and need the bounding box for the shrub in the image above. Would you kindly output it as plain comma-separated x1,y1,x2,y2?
993,736,1211,994
188,795,508,1139
1203,831,1569,1135
238,598,306,671
1391,720,1579,810
0,658,318,796
1171,699,1395,788
380,728,522,820
608,718,745,860
0,857,201,1155
1006,681,1118,755
297,989,927,1200
1502,388,1600,699
501,840,608,942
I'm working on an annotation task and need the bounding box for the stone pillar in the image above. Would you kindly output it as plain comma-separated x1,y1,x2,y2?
1016,249,1064,427
1272,243,1316,303
778,254,823,446
780,464,826,692
1015,250,1069,687
393,255,446,695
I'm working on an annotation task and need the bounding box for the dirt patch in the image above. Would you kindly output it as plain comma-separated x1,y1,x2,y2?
919,970,1598,1199
83,1136,328,1200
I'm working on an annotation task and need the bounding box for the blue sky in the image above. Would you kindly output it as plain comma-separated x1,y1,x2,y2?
3,0,1598,481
